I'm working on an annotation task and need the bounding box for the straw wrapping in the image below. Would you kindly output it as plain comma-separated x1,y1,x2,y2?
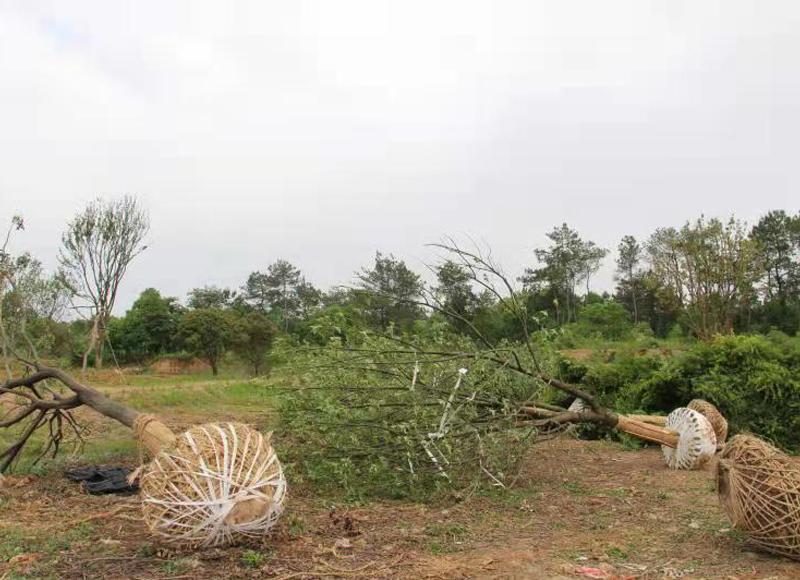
717,434,800,560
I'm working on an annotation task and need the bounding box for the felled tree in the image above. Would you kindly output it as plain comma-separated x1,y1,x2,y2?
1,218,286,546
281,239,631,497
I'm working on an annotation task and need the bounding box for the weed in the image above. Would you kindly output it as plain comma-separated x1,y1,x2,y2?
285,514,306,537
240,549,267,568
605,487,630,499
425,522,469,542
606,546,629,561
159,559,188,575
0,527,27,562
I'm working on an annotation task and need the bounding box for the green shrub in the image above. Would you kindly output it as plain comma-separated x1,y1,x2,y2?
575,302,634,341
612,335,800,450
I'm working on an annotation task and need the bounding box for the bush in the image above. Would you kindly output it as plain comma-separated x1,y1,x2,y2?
575,302,634,341
611,335,800,450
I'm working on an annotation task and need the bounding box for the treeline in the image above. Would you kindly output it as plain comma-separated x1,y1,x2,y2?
3,200,800,376
74,210,800,369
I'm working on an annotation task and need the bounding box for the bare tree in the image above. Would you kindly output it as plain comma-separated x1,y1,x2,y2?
59,196,149,370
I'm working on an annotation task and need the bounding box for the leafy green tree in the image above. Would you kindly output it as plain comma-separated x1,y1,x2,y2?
187,286,236,309
355,252,424,332
432,261,479,333
520,224,606,324
575,301,633,341
230,311,277,376
178,308,236,375
580,241,609,295
1,220,71,362
751,210,799,301
296,304,365,345
108,288,181,362
243,260,320,331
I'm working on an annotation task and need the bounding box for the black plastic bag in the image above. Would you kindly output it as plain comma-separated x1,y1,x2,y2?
65,466,139,495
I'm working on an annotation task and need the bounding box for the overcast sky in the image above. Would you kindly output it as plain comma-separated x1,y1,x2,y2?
1,1,798,313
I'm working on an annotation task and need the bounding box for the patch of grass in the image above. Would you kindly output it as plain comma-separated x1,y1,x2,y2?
0,527,28,562
0,522,95,565
285,514,306,537
425,522,469,542
561,481,590,496
124,380,277,416
606,545,629,561
240,549,268,568
481,486,542,507
605,487,630,499
159,558,189,575
425,521,471,553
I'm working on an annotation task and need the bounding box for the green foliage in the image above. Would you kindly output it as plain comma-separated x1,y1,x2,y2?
240,549,267,568
178,308,237,375
647,218,761,339
579,334,800,450
295,304,365,346
574,302,633,341
243,260,321,331
520,223,607,324
186,285,237,310
108,288,181,362
354,252,424,332
230,311,277,376
277,335,542,501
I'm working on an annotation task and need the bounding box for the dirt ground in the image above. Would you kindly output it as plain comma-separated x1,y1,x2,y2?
2,434,799,579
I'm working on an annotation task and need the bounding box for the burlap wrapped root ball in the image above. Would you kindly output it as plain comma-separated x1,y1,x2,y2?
687,399,728,450
140,422,287,547
717,434,800,560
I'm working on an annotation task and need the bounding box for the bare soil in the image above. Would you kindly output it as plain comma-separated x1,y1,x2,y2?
2,435,798,579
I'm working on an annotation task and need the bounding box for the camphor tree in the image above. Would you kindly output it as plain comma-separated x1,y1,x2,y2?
108,288,182,362
59,196,149,370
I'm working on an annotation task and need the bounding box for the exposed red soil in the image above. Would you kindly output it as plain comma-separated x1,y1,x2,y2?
1,438,798,579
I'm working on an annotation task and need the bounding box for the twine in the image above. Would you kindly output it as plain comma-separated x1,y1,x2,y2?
134,413,160,463
687,399,728,449
717,434,800,560
133,413,160,441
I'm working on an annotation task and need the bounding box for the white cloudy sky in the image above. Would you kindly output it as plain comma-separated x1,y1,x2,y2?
1,1,798,313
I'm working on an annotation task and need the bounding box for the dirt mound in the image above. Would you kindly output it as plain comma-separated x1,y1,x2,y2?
149,357,210,374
